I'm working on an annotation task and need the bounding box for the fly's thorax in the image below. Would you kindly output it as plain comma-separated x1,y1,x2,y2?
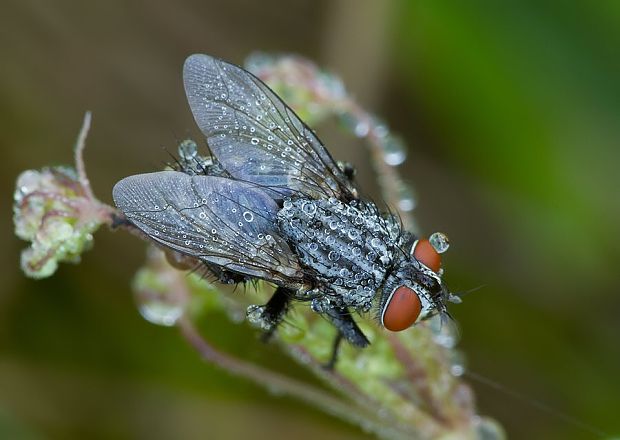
277,196,402,311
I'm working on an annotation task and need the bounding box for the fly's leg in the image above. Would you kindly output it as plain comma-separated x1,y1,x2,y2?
323,332,343,370
338,161,356,182
260,286,292,341
246,287,292,341
323,306,369,348
320,306,369,368
111,212,133,229
211,266,247,284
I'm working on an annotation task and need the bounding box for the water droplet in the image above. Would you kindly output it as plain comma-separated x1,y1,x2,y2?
473,417,507,440
251,137,259,145
430,315,459,348
178,139,198,160
135,289,183,327
354,120,369,137
243,211,254,222
429,232,450,253
434,332,455,349
301,201,316,216
339,113,368,137
382,136,406,166
347,228,360,240
450,364,465,377
449,351,466,377
246,305,271,330
397,185,416,212
328,251,340,261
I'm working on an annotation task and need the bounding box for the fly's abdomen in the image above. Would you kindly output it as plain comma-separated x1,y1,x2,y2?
277,197,398,310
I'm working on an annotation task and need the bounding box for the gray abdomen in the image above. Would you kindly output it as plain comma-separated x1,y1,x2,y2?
277,197,401,311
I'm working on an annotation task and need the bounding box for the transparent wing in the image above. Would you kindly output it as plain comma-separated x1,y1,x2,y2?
183,53,356,201
113,171,303,285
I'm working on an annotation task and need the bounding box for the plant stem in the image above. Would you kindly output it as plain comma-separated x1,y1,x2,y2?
74,111,94,200
177,315,416,439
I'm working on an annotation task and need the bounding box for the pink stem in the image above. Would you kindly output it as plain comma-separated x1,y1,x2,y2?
177,315,412,439
74,111,95,200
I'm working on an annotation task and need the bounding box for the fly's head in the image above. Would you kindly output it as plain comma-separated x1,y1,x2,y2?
379,233,456,332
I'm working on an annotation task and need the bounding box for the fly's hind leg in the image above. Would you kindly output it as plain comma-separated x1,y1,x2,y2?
246,286,292,342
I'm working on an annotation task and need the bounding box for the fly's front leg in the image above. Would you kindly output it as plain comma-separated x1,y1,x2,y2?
246,286,292,341
322,305,369,348
321,305,369,368
324,333,343,370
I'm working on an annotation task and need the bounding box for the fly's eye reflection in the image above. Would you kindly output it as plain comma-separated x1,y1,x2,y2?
381,285,422,332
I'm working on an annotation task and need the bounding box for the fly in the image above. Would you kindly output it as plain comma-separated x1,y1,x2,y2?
113,54,458,360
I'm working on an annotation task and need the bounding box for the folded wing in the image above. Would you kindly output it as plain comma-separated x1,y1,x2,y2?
183,54,356,201
113,171,303,285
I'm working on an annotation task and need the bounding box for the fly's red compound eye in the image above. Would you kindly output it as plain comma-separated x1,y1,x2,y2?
411,238,441,273
381,285,422,331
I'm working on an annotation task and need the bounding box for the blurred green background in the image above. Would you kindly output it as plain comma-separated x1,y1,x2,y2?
2,1,619,439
